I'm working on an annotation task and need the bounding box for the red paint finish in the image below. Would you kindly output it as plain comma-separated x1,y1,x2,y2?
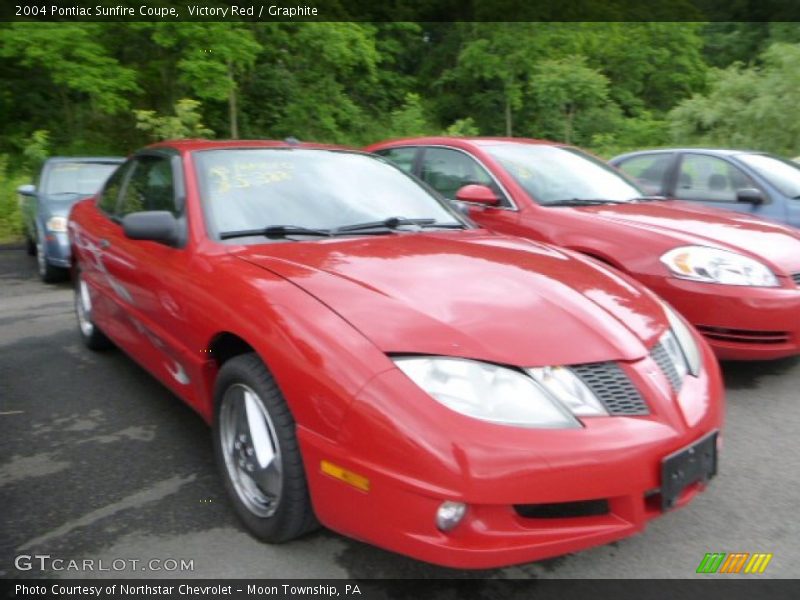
367,137,800,360
69,140,724,569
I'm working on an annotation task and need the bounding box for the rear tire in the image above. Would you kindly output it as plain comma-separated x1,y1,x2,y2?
74,267,113,350
25,235,36,256
213,353,318,542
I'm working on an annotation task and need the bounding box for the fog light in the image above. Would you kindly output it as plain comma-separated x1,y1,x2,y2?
436,501,467,532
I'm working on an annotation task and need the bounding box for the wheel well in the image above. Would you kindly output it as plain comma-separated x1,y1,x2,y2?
208,333,255,367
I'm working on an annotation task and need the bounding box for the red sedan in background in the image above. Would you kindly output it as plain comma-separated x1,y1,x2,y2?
367,137,800,361
68,140,723,568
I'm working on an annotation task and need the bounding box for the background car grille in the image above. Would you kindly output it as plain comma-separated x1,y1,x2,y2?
571,362,649,416
650,341,683,392
792,272,800,287
696,325,790,345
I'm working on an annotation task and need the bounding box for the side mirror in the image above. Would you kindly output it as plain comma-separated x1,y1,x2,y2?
455,184,499,206
736,188,765,205
17,184,36,197
122,211,180,246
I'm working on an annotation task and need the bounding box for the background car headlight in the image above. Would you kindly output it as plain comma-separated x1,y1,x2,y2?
660,301,701,377
46,216,68,233
660,246,778,287
394,357,587,428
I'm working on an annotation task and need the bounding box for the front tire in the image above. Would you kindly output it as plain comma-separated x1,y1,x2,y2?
25,234,36,256
213,353,318,542
36,232,67,283
74,268,113,350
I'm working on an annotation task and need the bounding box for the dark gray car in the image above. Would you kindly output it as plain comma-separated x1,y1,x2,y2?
18,157,123,282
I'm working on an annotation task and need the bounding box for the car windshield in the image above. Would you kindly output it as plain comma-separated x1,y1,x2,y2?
483,144,644,205
737,153,800,198
194,148,465,239
43,162,119,195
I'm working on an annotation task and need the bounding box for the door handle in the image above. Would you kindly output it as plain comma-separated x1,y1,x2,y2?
99,238,111,249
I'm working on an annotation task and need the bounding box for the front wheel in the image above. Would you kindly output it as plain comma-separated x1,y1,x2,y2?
35,232,67,283
74,268,113,350
213,353,318,542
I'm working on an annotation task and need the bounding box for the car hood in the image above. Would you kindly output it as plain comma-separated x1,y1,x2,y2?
40,193,90,217
233,231,668,367
576,200,800,273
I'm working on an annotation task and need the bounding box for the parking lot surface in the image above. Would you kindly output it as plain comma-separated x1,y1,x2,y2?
1,245,798,579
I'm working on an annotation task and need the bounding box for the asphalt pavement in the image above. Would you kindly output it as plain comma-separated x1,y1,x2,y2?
1,245,798,580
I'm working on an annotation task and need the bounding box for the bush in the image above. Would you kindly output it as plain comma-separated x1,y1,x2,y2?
0,154,28,243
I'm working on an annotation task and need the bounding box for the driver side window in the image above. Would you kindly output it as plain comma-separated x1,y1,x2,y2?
118,156,178,217
420,147,506,205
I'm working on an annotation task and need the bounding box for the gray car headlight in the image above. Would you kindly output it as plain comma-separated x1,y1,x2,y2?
46,216,68,233
660,246,778,287
394,357,610,428
660,301,701,378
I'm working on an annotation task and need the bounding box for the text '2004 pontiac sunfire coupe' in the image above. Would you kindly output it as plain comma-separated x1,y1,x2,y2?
68,140,724,568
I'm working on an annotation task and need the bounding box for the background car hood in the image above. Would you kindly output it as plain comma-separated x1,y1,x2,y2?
577,200,800,273
233,231,668,367
40,193,88,217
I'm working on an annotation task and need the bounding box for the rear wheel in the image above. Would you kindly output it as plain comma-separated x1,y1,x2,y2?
213,353,318,542
74,268,113,350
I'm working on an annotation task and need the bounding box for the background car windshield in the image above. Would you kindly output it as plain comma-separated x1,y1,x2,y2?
43,162,119,195
484,144,643,204
194,149,462,236
737,153,800,198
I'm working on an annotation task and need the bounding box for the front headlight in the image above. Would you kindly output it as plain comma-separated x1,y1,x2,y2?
46,216,68,233
660,301,701,377
660,246,778,287
393,357,610,428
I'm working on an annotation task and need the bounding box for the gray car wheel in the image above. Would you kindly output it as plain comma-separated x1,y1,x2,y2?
35,230,67,283
213,353,318,543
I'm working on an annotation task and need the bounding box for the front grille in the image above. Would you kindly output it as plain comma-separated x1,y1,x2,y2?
696,325,790,345
515,499,610,519
571,362,649,416
792,272,800,287
650,341,682,392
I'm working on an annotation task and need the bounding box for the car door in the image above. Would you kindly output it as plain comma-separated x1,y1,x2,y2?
416,146,520,233
614,152,676,196
670,153,770,218
99,152,203,399
73,159,136,341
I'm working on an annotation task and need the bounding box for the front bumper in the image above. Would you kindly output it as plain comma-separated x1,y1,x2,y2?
297,343,724,569
44,231,71,267
646,276,800,361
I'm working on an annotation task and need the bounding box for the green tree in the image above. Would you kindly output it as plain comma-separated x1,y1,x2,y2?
529,56,611,143
0,23,138,139
669,43,800,155
150,23,261,139
135,99,213,141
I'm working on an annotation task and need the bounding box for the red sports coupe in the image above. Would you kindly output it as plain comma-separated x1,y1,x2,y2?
367,137,800,361
68,140,723,568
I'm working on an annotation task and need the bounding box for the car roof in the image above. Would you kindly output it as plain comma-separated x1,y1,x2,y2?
369,136,566,149
46,156,125,163
610,148,769,162
147,139,350,153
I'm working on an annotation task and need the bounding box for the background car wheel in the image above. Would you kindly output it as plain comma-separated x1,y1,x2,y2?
35,232,67,283
74,268,113,350
25,235,36,256
213,353,318,543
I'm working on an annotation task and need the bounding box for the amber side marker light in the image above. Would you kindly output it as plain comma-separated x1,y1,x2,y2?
320,460,370,492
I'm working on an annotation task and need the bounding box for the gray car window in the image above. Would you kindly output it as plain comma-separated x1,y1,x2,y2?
675,154,757,203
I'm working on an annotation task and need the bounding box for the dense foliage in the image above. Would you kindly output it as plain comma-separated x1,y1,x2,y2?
1,21,798,240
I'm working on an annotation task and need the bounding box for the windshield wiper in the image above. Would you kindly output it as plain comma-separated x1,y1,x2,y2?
545,198,627,206
632,195,668,202
220,225,333,240
334,217,438,233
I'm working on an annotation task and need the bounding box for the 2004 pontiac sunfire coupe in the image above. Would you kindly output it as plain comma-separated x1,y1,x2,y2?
68,140,724,569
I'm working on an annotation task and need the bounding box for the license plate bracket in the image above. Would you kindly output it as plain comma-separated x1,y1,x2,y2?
661,431,718,511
